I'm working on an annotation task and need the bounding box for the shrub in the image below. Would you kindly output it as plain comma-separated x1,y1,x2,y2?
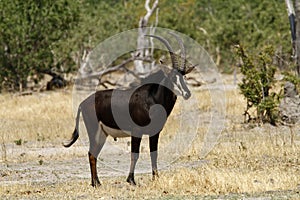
235,45,279,125
0,0,79,91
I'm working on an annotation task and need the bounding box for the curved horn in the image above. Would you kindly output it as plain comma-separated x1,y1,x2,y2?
145,34,178,69
168,32,186,72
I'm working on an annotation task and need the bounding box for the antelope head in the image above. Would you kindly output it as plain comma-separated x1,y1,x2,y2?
146,32,194,99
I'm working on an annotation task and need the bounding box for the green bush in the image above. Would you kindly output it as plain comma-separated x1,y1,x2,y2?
0,0,292,92
235,45,279,125
0,0,79,91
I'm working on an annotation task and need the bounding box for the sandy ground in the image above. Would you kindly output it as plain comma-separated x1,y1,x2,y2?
1,141,299,200
0,141,208,186
0,103,210,187
0,139,214,200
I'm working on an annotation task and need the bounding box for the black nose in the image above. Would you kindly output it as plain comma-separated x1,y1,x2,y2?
183,91,191,100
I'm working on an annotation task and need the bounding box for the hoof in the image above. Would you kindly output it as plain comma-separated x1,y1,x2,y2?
91,179,101,187
126,177,136,186
152,174,159,181
152,170,159,181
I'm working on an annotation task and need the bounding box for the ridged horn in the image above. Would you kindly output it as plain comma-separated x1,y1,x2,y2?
168,32,186,72
145,34,178,69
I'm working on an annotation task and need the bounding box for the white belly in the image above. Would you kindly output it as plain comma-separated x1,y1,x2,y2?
100,123,131,139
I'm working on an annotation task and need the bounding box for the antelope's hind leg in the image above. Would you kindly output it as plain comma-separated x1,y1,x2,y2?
87,127,107,187
82,98,107,187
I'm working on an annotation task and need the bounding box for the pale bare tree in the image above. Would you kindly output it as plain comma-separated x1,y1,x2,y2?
134,0,159,75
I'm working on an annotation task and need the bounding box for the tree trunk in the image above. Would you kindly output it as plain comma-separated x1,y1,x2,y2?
134,0,159,75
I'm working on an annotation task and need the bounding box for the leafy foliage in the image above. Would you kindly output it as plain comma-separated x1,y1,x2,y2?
0,0,79,91
72,0,291,71
0,0,293,91
153,0,290,71
235,45,279,125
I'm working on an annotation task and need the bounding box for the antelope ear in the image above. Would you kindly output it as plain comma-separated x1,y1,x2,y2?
159,55,166,65
185,65,197,74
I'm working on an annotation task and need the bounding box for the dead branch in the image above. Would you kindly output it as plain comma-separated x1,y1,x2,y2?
76,55,153,82
100,80,122,89
142,0,159,28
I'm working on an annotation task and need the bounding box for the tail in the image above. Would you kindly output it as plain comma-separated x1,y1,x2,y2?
63,106,81,147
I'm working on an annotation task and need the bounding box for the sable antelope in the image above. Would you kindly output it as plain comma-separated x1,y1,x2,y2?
63,33,194,187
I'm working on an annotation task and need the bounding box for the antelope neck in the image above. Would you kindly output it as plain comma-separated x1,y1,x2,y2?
152,74,175,103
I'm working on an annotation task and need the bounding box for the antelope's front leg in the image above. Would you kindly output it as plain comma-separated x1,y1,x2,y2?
149,133,160,180
126,136,142,185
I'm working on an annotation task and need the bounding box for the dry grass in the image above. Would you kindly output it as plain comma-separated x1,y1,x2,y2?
0,81,300,199
0,90,74,144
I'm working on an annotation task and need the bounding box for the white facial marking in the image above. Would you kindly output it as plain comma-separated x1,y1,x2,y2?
173,74,185,96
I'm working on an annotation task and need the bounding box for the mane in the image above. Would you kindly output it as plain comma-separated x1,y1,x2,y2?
141,70,166,85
